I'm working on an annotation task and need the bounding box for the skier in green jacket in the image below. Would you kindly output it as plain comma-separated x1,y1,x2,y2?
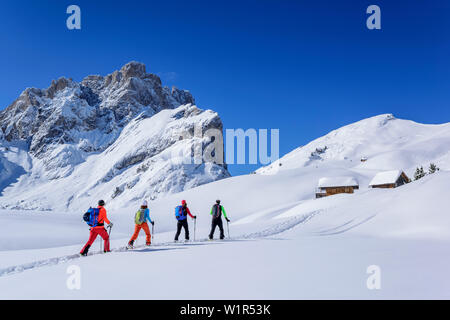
209,200,230,240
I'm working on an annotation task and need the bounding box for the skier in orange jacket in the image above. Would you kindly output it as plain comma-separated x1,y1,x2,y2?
80,200,113,256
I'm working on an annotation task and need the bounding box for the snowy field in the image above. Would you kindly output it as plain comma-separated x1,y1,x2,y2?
1,114,449,299
1,169,449,299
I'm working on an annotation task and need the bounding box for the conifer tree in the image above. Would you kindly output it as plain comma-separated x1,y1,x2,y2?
414,166,426,181
428,163,440,174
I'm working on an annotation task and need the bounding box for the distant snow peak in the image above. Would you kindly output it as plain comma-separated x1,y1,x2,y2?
379,113,395,126
257,113,450,175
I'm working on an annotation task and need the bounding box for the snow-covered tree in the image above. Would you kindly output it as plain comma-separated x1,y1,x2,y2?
428,163,440,174
414,166,426,181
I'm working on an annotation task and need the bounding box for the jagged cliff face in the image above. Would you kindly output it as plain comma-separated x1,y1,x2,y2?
0,62,230,211
0,61,194,157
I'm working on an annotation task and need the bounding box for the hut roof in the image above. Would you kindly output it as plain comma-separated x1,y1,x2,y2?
369,170,403,186
318,176,359,188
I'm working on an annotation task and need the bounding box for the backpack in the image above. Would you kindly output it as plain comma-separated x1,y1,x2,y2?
175,205,186,221
83,207,101,227
135,208,146,225
213,204,222,219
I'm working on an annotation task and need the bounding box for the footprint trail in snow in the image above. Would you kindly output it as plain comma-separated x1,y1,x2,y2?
0,211,320,278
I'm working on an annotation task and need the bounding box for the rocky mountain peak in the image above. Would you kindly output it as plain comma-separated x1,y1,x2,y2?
46,77,73,99
120,61,147,79
0,62,230,210
0,62,196,155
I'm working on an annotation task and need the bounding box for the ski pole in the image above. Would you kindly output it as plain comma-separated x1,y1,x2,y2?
193,218,196,242
152,223,155,242
105,225,112,252
99,226,105,251
227,221,230,239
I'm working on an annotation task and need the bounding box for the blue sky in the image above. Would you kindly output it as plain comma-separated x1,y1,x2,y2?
0,0,448,175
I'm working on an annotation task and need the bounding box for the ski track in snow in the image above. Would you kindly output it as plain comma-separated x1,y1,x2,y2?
0,210,321,278
240,210,322,239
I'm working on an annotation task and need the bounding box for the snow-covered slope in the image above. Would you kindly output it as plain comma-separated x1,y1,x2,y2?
1,169,449,299
257,114,450,176
0,111,449,299
0,62,229,210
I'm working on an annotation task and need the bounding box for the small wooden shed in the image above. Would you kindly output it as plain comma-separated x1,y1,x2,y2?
316,177,359,199
369,170,410,189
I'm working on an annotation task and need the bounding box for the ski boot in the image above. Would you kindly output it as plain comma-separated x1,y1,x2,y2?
127,240,134,249
80,245,90,256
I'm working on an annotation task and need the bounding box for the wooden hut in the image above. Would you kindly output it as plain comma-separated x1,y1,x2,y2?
316,177,359,199
369,170,410,189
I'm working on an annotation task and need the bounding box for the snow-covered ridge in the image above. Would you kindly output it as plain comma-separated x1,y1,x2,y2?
0,62,230,211
257,114,450,176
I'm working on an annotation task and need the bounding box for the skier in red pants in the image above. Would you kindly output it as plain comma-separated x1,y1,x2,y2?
80,200,113,256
